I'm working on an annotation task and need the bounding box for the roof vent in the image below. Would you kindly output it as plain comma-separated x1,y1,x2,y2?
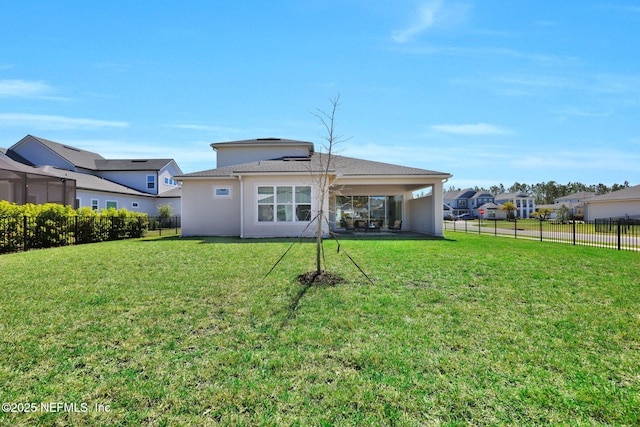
256,138,282,141
283,156,311,162
62,145,81,152
131,160,148,163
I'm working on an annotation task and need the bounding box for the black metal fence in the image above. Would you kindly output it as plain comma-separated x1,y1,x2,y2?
1,215,181,254
444,218,640,252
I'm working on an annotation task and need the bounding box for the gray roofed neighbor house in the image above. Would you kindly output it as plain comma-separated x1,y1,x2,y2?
555,192,597,202
585,185,640,202
38,166,152,196
176,153,451,179
21,135,105,170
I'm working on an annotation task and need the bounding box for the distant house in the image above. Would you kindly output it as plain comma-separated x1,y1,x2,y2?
176,138,452,238
583,185,640,221
494,192,536,218
476,202,507,220
443,188,477,217
553,192,596,218
443,188,499,218
2,135,182,216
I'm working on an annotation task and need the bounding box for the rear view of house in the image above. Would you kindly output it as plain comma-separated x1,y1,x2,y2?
176,138,452,238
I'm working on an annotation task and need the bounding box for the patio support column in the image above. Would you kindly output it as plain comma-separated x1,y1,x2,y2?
433,180,445,237
238,174,244,238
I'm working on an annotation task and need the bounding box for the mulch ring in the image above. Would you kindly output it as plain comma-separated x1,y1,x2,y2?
297,270,344,286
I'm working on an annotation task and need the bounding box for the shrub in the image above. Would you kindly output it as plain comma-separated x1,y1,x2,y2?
1,203,148,253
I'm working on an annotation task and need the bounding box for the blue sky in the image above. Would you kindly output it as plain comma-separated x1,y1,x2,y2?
1,1,639,189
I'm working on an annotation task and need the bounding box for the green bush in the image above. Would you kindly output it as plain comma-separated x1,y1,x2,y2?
0,202,149,252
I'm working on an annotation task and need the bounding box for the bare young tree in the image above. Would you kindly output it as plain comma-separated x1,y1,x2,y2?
310,94,352,275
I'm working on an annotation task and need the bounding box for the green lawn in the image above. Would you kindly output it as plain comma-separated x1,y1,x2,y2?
1,234,639,426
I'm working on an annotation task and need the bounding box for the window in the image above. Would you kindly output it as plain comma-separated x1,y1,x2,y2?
214,187,231,198
106,201,117,210
257,185,311,222
91,199,99,211
147,175,156,190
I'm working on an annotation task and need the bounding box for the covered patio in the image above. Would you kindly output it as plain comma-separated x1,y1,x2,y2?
328,178,445,237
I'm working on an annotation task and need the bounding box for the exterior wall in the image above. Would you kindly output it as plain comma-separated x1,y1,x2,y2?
76,190,157,213
12,138,74,170
408,195,434,235
216,146,311,168
240,175,320,238
585,201,640,221
158,164,181,194
180,178,241,236
96,170,158,195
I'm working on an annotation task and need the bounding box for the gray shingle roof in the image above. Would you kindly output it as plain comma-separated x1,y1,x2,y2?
28,135,104,170
555,191,597,202
176,153,450,179
17,135,179,172
38,166,152,196
586,185,640,202
95,159,176,171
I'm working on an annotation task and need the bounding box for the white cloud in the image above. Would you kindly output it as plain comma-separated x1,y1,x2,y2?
391,1,442,43
391,1,470,43
0,79,53,98
0,113,129,130
431,123,512,136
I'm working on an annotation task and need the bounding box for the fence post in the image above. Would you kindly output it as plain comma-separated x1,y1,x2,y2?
514,218,517,239
617,220,622,251
539,220,543,241
572,220,576,246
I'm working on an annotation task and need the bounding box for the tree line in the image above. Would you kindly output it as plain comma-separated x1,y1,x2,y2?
448,180,632,205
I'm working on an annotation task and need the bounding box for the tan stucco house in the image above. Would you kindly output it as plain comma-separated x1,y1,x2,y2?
175,138,452,238
584,185,640,221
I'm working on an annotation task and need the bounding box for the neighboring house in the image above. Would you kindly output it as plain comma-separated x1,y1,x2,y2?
443,189,496,218
469,191,495,216
476,202,507,219
554,192,596,218
175,138,452,238
583,185,640,221
443,188,477,217
0,150,76,205
3,135,182,216
494,192,536,218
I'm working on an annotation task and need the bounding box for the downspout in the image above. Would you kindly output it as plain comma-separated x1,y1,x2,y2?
238,174,244,238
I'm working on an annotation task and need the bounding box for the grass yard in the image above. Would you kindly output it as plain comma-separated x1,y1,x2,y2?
1,233,639,426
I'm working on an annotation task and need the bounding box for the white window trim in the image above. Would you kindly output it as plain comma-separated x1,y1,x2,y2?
105,200,118,210
91,199,99,211
146,174,156,190
256,184,312,223
213,186,232,198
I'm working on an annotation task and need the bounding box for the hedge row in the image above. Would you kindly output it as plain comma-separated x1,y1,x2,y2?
0,202,149,254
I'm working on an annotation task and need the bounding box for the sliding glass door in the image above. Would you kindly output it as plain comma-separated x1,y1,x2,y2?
335,195,402,229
